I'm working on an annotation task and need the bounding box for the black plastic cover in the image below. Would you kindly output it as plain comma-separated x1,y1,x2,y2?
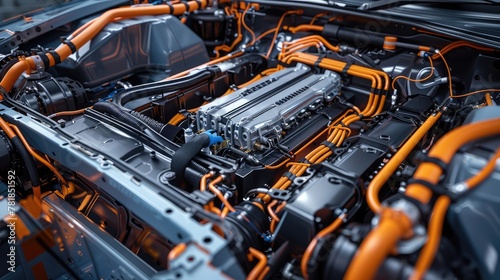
275,163,357,255
18,75,87,115
55,15,209,88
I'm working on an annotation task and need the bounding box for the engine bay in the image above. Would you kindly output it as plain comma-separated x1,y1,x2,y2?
1,0,500,279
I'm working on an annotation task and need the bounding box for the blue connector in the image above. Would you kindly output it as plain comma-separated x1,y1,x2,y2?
262,233,273,243
203,130,223,146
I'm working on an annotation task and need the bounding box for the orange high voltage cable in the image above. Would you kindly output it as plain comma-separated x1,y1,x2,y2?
411,144,500,279
436,48,500,100
309,12,329,24
0,0,210,95
48,106,93,118
261,50,390,270
285,52,390,115
248,248,268,280
241,5,256,45
167,243,187,261
165,50,244,81
344,207,413,280
267,200,281,223
265,10,303,59
270,202,287,233
285,24,324,34
346,118,500,280
410,195,450,280
253,27,277,43
435,52,454,98
257,266,271,280
207,175,236,215
366,111,443,214
485,93,494,105
259,124,348,202
199,172,213,192
284,52,387,90
284,53,386,118
280,35,340,57
204,175,223,214
260,53,389,203
391,56,434,91
214,6,245,56
406,119,500,204
431,40,495,60
451,88,500,98
261,113,352,197
264,116,370,199
301,214,345,279
167,68,278,125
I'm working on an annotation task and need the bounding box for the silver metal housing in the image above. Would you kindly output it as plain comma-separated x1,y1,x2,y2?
197,66,341,150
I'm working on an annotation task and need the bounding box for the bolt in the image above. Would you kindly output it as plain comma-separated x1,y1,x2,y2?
160,171,175,184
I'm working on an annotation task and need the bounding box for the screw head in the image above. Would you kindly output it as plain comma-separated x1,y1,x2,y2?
160,171,176,184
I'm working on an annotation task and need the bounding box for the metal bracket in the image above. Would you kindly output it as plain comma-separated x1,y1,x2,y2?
266,188,292,200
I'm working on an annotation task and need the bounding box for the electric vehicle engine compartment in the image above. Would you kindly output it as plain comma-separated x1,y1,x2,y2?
1,1,500,279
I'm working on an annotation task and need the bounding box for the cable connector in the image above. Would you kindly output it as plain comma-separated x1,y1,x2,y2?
389,198,421,224
418,51,429,58
449,182,468,194
203,130,223,146
262,233,273,243
334,208,348,222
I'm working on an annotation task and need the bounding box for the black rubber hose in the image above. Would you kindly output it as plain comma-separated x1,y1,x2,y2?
188,160,209,175
323,24,385,48
94,102,187,149
93,102,146,131
182,161,210,190
171,133,210,183
266,242,291,278
184,166,203,190
113,70,213,106
224,201,269,251
129,110,164,131
129,110,184,142
229,146,261,166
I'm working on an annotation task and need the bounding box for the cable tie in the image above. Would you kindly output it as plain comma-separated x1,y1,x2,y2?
62,40,77,53
299,158,312,165
48,50,61,64
313,53,327,73
407,178,455,200
342,60,354,75
418,154,448,175
321,140,336,152
165,2,174,12
180,0,190,11
283,171,296,182
276,60,293,68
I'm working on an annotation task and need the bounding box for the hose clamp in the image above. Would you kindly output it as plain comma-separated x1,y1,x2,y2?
390,198,421,224
31,55,45,73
